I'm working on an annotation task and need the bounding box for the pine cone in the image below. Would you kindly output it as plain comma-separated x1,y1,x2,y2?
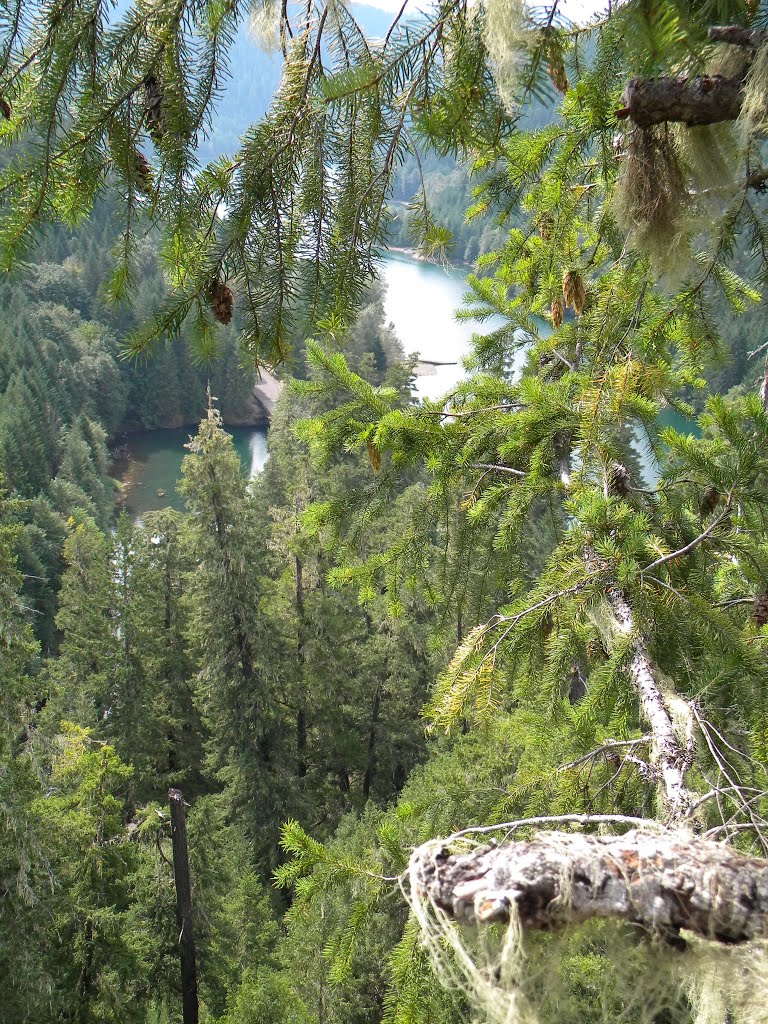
563,270,577,308
700,485,720,515
143,74,166,143
367,439,381,473
0,98,11,120
134,151,153,195
207,279,234,324
573,275,587,315
754,592,768,628
551,298,564,328
609,461,631,497
546,49,568,94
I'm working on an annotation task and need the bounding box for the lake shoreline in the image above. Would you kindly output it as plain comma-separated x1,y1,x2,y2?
385,246,473,272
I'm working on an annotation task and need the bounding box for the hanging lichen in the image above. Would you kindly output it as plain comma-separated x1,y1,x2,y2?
612,125,692,276
673,122,738,195
481,0,527,114
249,0,281,54
738,39,768,143
408,832,768,1024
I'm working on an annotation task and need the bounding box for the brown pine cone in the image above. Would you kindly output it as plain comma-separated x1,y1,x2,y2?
207,279,234,324
700,485,720,515
754,592,768,628
547,50,568,94
563,270,577,308
134,152,153,195
609,461,631,497
144,74,166,143
573,275,587,315
551,298,564,328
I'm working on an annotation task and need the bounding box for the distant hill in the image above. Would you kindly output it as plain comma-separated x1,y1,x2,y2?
198,4,402,160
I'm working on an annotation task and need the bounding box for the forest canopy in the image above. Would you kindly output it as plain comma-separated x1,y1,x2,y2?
5,1,768,1023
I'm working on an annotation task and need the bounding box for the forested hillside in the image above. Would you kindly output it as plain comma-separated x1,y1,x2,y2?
6,1,768,1024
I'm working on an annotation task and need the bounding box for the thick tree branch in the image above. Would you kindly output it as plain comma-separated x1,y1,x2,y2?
410,829,768,944
708,25,768,48
616,24,768,129
617,74,744,127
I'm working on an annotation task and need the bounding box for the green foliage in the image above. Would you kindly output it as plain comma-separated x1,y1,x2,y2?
8,2,768,1023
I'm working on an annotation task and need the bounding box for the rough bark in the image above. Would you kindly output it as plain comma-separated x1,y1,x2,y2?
411,829,768,945
169,788,199,1024
618,74,744,127
708,25,768,48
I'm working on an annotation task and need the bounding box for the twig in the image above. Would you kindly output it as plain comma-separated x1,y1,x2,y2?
640,511,729,575
559,736,652,772
445,813,670,843
469,463,526,477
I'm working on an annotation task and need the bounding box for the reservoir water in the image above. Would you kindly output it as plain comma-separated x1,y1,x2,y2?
120,427,269,520
119,253,493,517
379,251,497,399
119,253,692,516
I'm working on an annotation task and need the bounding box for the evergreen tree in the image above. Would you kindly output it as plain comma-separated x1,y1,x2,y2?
10,0,768,1020
179,409,279,851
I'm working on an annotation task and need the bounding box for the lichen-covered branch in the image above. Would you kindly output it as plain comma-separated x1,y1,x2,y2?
617,74,744,127
605,586,696,822
410,829,768,944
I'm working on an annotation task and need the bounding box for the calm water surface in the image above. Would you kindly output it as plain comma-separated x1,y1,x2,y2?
120,253,494,517
120,426,269,520
120,254,696,513
378,251,518,399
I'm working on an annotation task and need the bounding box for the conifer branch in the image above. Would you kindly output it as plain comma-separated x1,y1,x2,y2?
640,511,729,576
559,736,652,772
602,582,696,822
617,74,744,128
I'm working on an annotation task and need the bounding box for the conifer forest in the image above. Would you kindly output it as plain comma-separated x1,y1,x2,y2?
9,0,768,1021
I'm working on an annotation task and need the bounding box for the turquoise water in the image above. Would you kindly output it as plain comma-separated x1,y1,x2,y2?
119,254,701,511
120,426,269,520
632,408,701,487
119,253,497,516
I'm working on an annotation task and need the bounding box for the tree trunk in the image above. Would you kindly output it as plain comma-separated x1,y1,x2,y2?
362,682,382,801
169,788,198,1024
604,586,695,822
296,553,308,778
411,829,768,945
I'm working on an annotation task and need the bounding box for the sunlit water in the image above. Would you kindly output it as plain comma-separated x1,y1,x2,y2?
378,251,520,399
118,254,695,515
118,253,495,516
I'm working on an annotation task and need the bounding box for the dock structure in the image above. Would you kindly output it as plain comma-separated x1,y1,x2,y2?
253,367,283,419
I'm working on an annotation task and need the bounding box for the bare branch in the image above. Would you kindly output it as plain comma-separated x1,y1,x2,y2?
469,463,527,477
604,585,696,821
640,511,729,575
559,736,652,772
708,25,768,48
